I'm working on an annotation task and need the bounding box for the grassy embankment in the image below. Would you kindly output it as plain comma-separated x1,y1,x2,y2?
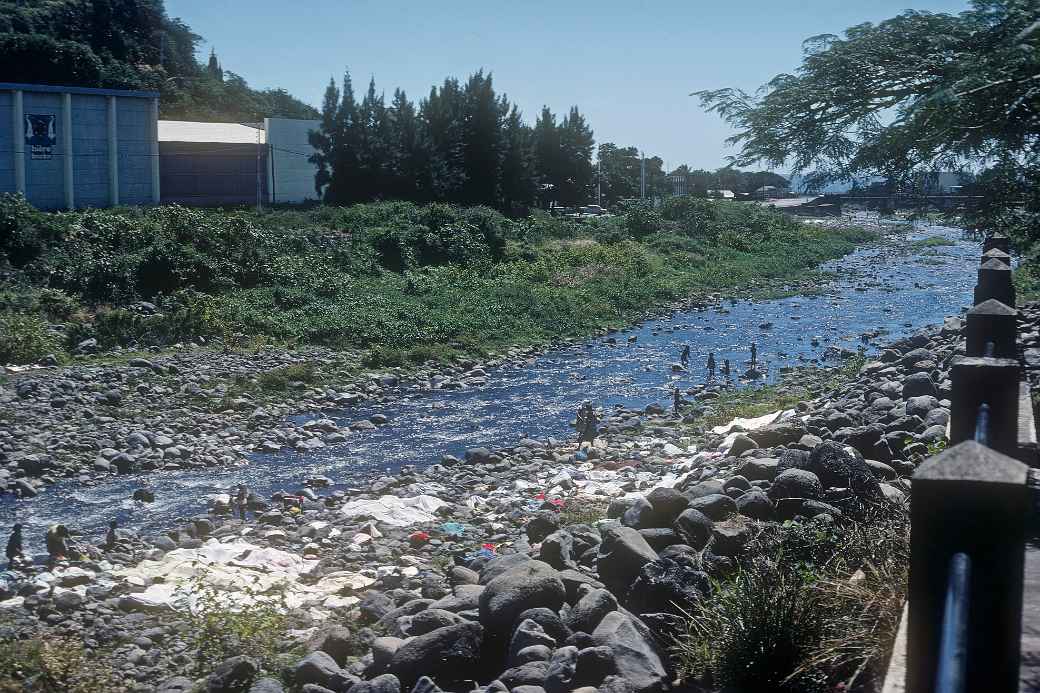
0,194,875,368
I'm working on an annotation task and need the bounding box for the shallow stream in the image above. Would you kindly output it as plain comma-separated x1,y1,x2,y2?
1,225,980,551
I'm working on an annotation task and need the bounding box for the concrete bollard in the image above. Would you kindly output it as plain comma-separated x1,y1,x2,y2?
909,441,1029,693
984,233,1011,254
948,356,1020,458
965,299,1017,358
974,259,1015,307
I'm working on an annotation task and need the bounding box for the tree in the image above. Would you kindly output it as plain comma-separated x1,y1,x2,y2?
500,104,537,212
557,106,596,205
695,0,1039,242
206,47,222,81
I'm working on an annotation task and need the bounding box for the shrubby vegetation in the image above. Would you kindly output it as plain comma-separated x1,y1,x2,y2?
0,193,874,365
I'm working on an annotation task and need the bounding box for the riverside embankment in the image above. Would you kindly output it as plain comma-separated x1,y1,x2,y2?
0,224,997,693
0,225,975,552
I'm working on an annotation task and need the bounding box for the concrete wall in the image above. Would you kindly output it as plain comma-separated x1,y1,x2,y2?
0,84,159,210
265,117,321,204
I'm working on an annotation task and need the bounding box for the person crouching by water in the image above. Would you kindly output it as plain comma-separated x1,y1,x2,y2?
45,524,72,564
6,524,25,570
575,401,598,448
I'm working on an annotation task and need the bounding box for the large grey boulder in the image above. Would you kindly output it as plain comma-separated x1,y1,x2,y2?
596,526,659,595
591,612,668,693
902,372,938,398
687,493,737,521
478,561,566,632
674,508,714,550
768,469,823,501
350,674,401,693
564,587,618,634
389,622,483,688
293,651,342,689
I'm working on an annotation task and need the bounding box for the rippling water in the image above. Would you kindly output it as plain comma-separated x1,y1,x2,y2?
1,225,979,552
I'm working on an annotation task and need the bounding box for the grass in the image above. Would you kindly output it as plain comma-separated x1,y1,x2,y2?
910,235,955,249
0,632,126,693
0,196,878,366
558,496,610,526
674,504,910,693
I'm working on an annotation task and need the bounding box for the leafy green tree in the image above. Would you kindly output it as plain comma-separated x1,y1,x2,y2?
695,0,1038,244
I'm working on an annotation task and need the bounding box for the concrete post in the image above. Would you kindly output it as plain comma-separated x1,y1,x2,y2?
974,259,1015,307
984,234,1011,254
150,98,160,204
62,92,74,210
965,299,1017,358
909,441,1029,693
948,356,1020,457
983,248,1012,268
12,89,24,195
107,95,119,206
264,117,275,205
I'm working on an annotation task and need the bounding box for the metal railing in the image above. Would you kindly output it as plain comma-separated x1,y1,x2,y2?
907,232,1034,693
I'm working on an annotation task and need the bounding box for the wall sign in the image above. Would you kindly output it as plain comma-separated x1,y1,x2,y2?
25,114,56,160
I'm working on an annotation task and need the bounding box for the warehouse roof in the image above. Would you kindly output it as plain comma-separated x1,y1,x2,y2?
158,120,266,144
0,82,159,98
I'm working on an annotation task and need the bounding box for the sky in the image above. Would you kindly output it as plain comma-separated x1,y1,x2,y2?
166,0,971,171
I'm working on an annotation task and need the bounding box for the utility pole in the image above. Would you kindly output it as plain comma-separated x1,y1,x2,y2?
640,150,646,201
256,117,263,213
596,158,601,207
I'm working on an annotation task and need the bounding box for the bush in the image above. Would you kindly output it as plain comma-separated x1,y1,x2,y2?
0,314,62,365
623,201,665,240
0,633,124,693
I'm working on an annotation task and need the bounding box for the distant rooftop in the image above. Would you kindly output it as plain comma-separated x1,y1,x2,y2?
158,120,265,144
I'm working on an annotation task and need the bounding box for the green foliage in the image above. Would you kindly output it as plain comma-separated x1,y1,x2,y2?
2,197,872,360
0,314,62,365
257,363,320,391
910,235,956,249
178,570,296,679
558,497,609,526
0,1,316,123
0,632,125,693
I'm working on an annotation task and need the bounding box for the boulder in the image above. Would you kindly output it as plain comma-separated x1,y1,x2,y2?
902,372,938,398
564,588,618,634
293,652,341,689
591,612,669,693
350,675,401,693
807,441,882,500
734,457,778,481
768,469,822,501
596,526,659,595
527,511,561,543
389,622,483,688
747,418,807,447
625,558,709,616
687,494,737,521
643,487,689,526
736,490,773,520
728,434,758,456
673,508,714,550
207,656,258,693
544,646,580,693
478,561,565,632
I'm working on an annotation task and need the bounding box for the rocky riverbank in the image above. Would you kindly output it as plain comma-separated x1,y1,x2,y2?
4,296,1034,692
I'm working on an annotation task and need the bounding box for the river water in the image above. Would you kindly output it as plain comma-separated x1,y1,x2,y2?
1,225,979,552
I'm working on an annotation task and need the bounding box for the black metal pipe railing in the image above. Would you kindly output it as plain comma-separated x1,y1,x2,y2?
934,553,972,693
975,403,991,447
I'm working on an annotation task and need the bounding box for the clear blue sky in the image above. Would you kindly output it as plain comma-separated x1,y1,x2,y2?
167,0,970,171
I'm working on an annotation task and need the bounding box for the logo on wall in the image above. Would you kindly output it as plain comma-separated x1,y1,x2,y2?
24,114,56,160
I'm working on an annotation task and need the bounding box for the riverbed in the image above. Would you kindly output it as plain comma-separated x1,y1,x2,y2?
1,225,979,551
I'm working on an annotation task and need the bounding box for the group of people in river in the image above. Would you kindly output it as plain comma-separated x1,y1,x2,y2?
681,342,757,380
4,521,117,569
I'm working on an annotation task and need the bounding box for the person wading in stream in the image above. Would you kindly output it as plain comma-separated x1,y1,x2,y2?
680,345,690,367
235,486,249,520
6,524,24,569
707,353,716,379
575,401,598,447
673,387,684,415
750,342,758,368
722,359,731,379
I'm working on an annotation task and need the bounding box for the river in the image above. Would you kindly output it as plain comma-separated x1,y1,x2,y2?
0,224,979,552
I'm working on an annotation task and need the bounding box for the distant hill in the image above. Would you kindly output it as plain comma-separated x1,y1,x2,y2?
0,0,316,122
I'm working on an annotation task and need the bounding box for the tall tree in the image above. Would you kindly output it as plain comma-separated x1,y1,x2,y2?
500,103,536,211
460,70,505,206
557,106,596,205
695,0,1039,243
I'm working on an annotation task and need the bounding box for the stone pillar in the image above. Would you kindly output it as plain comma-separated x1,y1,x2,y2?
12,89,24,195
909,441,1029,693
62,92,74,210
983,248,1012,268
965,299,1016,358
974,259,1015,307
150,97,160,204
984,234,1011,254
107,95,119,206
948,356,1020,457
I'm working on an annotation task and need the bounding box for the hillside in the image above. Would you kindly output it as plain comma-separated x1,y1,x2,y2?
0,0,317,122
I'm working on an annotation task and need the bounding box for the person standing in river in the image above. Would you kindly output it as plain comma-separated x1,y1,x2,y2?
750,343,758,368
673,387,683,415
235,486,249,521
103,520,118,552
707,353,716,379
6,524,24,569
722,359,731,379
575,401,598,447
680,345,690,367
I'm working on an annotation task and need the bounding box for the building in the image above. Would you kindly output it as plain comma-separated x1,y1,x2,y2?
158,117,321,207
0,82,160,210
